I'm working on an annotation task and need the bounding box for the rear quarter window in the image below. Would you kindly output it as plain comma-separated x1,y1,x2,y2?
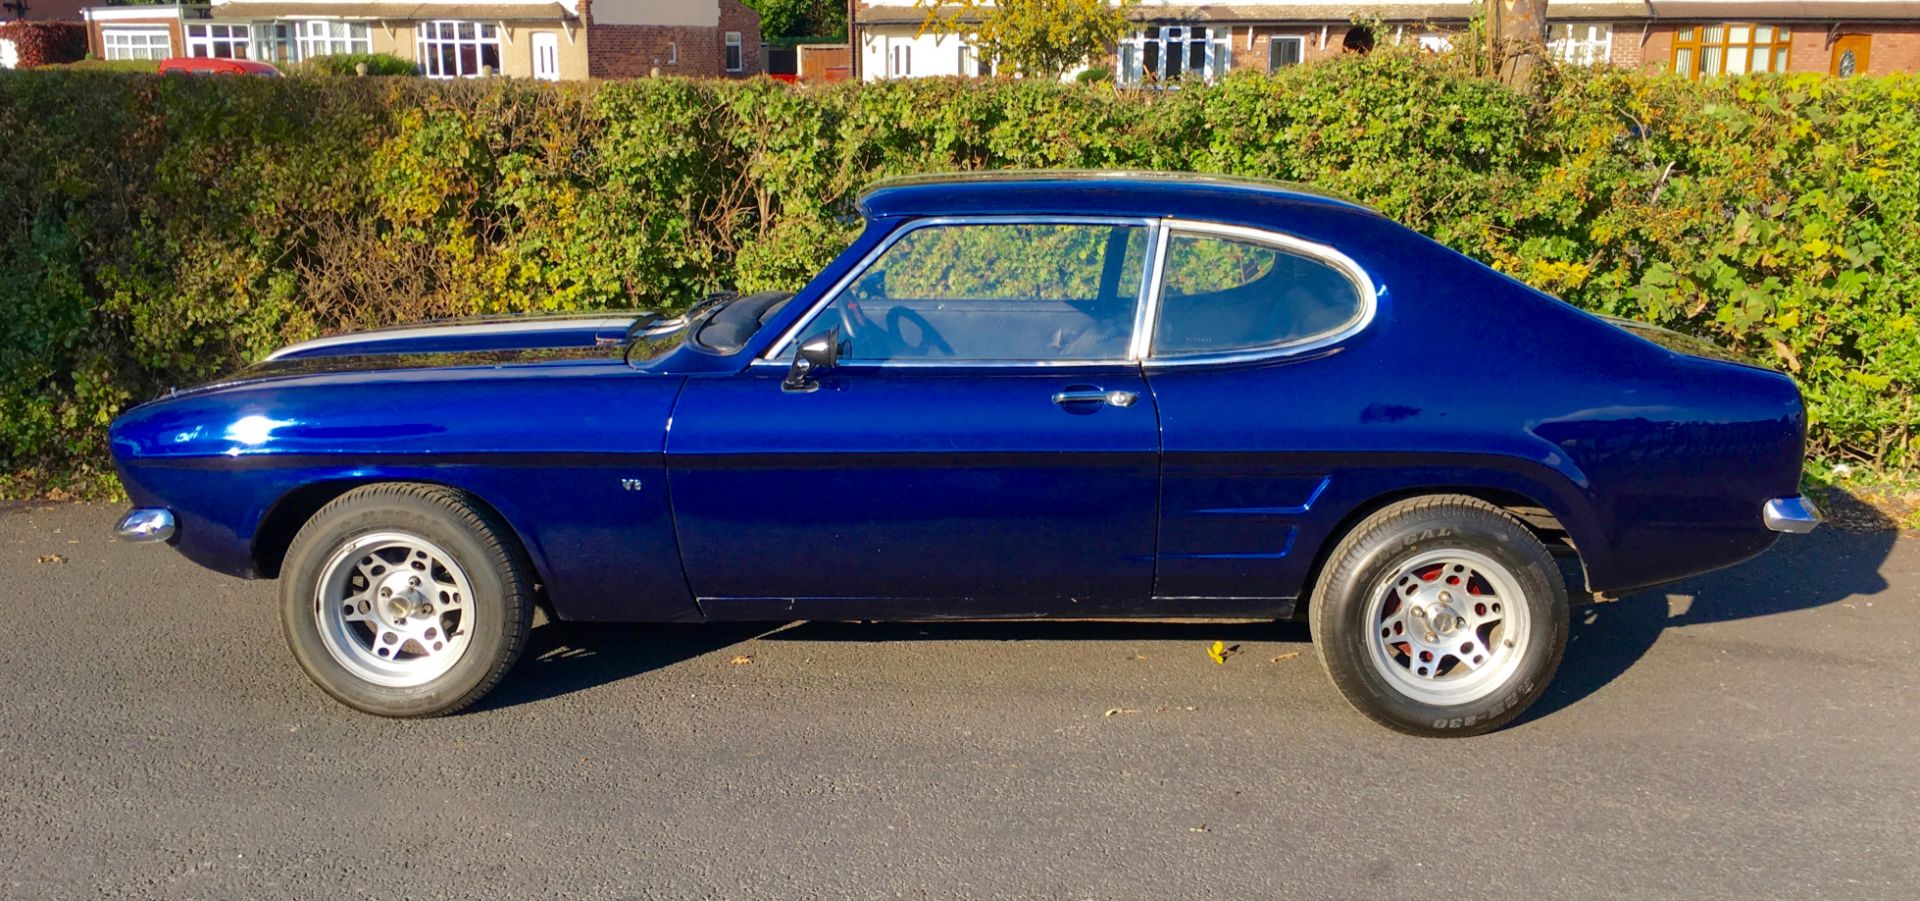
1152,231,1368,359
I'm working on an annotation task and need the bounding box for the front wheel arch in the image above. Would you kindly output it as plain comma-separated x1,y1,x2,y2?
253,479,546,609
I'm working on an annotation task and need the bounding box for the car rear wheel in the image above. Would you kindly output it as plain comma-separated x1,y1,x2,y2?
1309,495,1567,736
279,483,532,717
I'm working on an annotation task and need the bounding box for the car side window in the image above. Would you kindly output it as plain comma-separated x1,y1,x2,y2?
796,222,1148,362
1151,231,1366,358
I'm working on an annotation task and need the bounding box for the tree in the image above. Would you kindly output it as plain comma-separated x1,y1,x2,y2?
743,0,847,41
1486,0,1548,85
918,0,1138,80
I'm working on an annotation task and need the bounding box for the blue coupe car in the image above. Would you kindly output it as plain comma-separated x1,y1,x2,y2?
109,172,1820,735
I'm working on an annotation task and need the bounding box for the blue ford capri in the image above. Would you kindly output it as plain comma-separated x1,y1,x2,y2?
109,172,1819,735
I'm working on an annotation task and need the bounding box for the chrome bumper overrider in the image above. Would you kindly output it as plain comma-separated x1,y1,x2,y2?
115,508,176,543
1762,496,1822,534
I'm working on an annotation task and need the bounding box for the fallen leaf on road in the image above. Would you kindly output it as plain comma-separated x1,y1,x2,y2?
727,655,753,666
1269,652,1301,663
1206,641,1240,665
36,554,66,564
1103,707,1142,717
46,488,72,502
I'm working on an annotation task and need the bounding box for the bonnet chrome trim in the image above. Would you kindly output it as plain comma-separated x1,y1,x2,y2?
264,317,640,362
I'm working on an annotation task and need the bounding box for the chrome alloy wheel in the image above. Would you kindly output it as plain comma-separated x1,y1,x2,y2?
313,531,476,688
1363,548,1532,706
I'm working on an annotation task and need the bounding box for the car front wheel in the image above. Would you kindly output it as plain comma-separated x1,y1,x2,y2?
1309,495,1568,736
279,483,533,717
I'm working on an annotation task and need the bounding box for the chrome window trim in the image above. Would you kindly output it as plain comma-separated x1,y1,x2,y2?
759,215,1159,365
1140,218,1379,369
1127,221,1173,361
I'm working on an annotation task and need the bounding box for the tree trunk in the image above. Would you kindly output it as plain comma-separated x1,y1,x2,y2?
1488,0,1548,86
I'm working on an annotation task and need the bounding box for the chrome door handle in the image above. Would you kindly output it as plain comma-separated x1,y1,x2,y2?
1052,389,1138,408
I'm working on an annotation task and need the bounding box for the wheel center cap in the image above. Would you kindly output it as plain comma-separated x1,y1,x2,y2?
377,573,427,624
1430,607,1460,633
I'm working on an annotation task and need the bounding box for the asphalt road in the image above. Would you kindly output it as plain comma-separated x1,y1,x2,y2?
2,503,1916,900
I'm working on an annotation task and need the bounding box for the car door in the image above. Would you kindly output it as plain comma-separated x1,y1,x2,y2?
667,217,1162,619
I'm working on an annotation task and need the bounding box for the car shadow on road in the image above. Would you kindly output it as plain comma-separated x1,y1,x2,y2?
476,492,1901,724
1519,504,1899,725
472,621,774,712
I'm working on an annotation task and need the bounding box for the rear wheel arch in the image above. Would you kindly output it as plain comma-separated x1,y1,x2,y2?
1298,484,1591,615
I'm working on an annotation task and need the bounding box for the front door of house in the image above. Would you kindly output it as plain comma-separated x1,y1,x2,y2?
531,32,560,81
1831,34,1871,77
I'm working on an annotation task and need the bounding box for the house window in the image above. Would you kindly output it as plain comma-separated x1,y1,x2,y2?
1119,26,1230,87
959,41,992,77
418,21,501,78
667,41,678,65
102,27,171,60
186,23,251,59
1548,23,1612,66
1672,23,1790,79
297,20,371,58
725,31,742,72
253,22,296,64
889,42,910,77
1267,35,1303,71
1417,33,1452,53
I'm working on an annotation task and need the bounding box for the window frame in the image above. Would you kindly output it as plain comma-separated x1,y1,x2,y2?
1267,35,1305,72
1670,22,1791,80
102,27,172,61
958,40,992,77
1547,22,1612,66
1142,220,1377,366
757,216,1377,369
186,23,252,59
725,30,743,72
417,20,502,79
1118,25,1231,87
759,216,1159,368
296,19,372,59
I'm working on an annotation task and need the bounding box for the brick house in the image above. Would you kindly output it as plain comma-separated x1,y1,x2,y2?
849,1,1920,82
2,0,91,68
80,0,762,79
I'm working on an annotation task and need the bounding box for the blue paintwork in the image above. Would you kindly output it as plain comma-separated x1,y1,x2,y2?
109,172,1807,623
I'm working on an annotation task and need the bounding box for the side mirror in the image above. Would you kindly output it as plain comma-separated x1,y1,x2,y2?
782,328,842,393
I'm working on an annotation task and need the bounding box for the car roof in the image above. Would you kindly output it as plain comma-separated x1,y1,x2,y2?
160,57,280,73
856,170,1380,222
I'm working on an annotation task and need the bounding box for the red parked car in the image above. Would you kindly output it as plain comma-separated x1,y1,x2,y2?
158,57,281,77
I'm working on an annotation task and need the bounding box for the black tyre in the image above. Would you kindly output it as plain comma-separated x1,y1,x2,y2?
279,483,533,717
1309,495,1568,737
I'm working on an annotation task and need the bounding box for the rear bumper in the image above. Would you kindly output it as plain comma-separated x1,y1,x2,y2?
1762,495,1822,534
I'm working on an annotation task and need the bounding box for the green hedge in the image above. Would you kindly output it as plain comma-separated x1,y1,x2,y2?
1,57,1916,495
